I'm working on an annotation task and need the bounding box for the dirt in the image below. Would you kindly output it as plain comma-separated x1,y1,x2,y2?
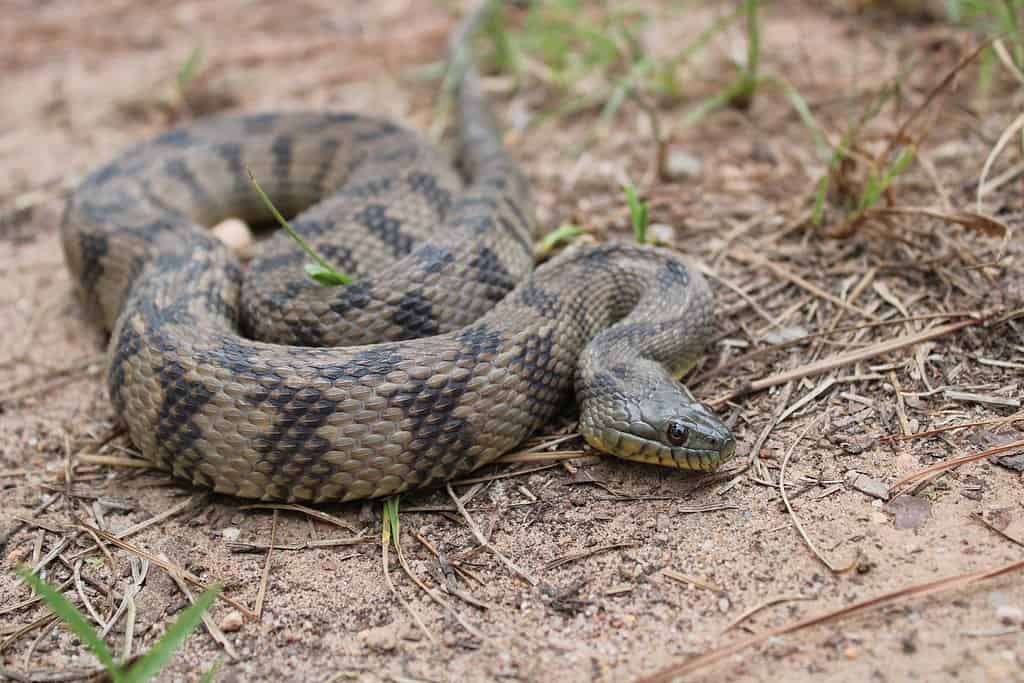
1,1,1023,682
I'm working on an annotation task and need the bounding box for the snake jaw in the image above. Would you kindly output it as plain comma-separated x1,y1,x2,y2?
579,384,737,472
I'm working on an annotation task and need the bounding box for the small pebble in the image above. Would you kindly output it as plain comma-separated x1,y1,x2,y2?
221,526,241,541
358,623,399,652
663,149,702,179
212,218,254,252
219,611,244,633
647,224,675,245
995,605,1023,626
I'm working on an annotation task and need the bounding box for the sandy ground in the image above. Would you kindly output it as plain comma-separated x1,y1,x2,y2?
1,1,1023,682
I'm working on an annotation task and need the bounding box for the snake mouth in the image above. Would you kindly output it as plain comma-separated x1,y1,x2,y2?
584,429,730,471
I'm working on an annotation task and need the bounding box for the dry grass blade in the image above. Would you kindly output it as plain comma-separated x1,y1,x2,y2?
159,552,239,660
491,450,586,464
693,310,973,384
779,416,858,574
868,207,1009,238
880,410,1024,442
227,538,364,553
254,509,278,620
711,310,999,406
544,543,636,570
637,557,1024,683
978,111,1024,213
76,454,155,469
450,462,562,487
239,503,360,533
80,523,255,618
891,438,1024,492
446,483,538,586
380,500,437,647
661,569,721,593
971,513,1024,548
388,516,487,641
0,494,58,552
66,494,206,562
731,248,877,320
720,594,813,634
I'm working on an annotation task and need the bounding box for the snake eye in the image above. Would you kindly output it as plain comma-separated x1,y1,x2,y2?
666,420,689,446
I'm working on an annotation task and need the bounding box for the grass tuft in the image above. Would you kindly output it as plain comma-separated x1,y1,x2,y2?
18,567,221,683
623,184,649,244
176,44,204,101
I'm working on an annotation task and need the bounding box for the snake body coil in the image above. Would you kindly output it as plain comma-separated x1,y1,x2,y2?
61,6,735,502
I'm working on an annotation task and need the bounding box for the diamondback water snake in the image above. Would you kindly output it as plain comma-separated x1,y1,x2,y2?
60,2,736,503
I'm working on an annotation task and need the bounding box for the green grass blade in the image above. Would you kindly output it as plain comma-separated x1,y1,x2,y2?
768,75,830,159
812,175,830,226
124,585,221,683
18,568,122,679
247,168,353,286
382,496,400,549
744,0,761,82
176,44,203,98
537,224,585,255
304,264,350,287
623,184,649,243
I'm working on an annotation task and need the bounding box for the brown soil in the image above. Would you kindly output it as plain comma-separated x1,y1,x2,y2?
1,2,1022,682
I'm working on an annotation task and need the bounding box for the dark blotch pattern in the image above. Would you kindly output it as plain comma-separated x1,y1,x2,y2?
164,158,211,206
353,204,413,257
391,292,440,338
77,233,109,294
408,172,452,216
154,359,216,463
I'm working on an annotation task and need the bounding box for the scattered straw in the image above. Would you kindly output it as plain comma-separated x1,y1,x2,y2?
637,556,1024,682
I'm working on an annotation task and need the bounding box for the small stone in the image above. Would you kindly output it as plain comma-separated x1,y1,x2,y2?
358,623,399,652
221,527,241,541
212,218,254,252
6,544,31,565
717,597,731,613
663,149,702,179
883,495,930,530
647,224,676,246
219,610,244,633
996,605,1023,626
845,471,890,500
843,646,859,660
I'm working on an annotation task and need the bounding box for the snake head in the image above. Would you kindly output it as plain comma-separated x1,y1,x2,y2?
578,364,736,471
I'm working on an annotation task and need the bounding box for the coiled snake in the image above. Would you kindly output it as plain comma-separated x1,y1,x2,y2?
61,4,736,503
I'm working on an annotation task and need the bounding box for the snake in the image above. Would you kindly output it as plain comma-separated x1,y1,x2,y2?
60,3,736,503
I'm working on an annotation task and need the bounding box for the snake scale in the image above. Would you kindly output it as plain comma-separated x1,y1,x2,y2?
61,3,736,503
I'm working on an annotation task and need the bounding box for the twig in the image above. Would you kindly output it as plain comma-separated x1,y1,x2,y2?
731,248,878,320
446,483,538,586
544,543,636,570
779,416,858,574
661,569,721,593
694,311,976,385
710,310,1000,405
79,524,254,618
0,494,59,552
159,553,239,660
720,594,813,633
239,503,359,534
450,463,562,487
636,556,1024,682
891,437,1024,491
970,513,1024,548
880,411,1024,442
254,510,277,620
